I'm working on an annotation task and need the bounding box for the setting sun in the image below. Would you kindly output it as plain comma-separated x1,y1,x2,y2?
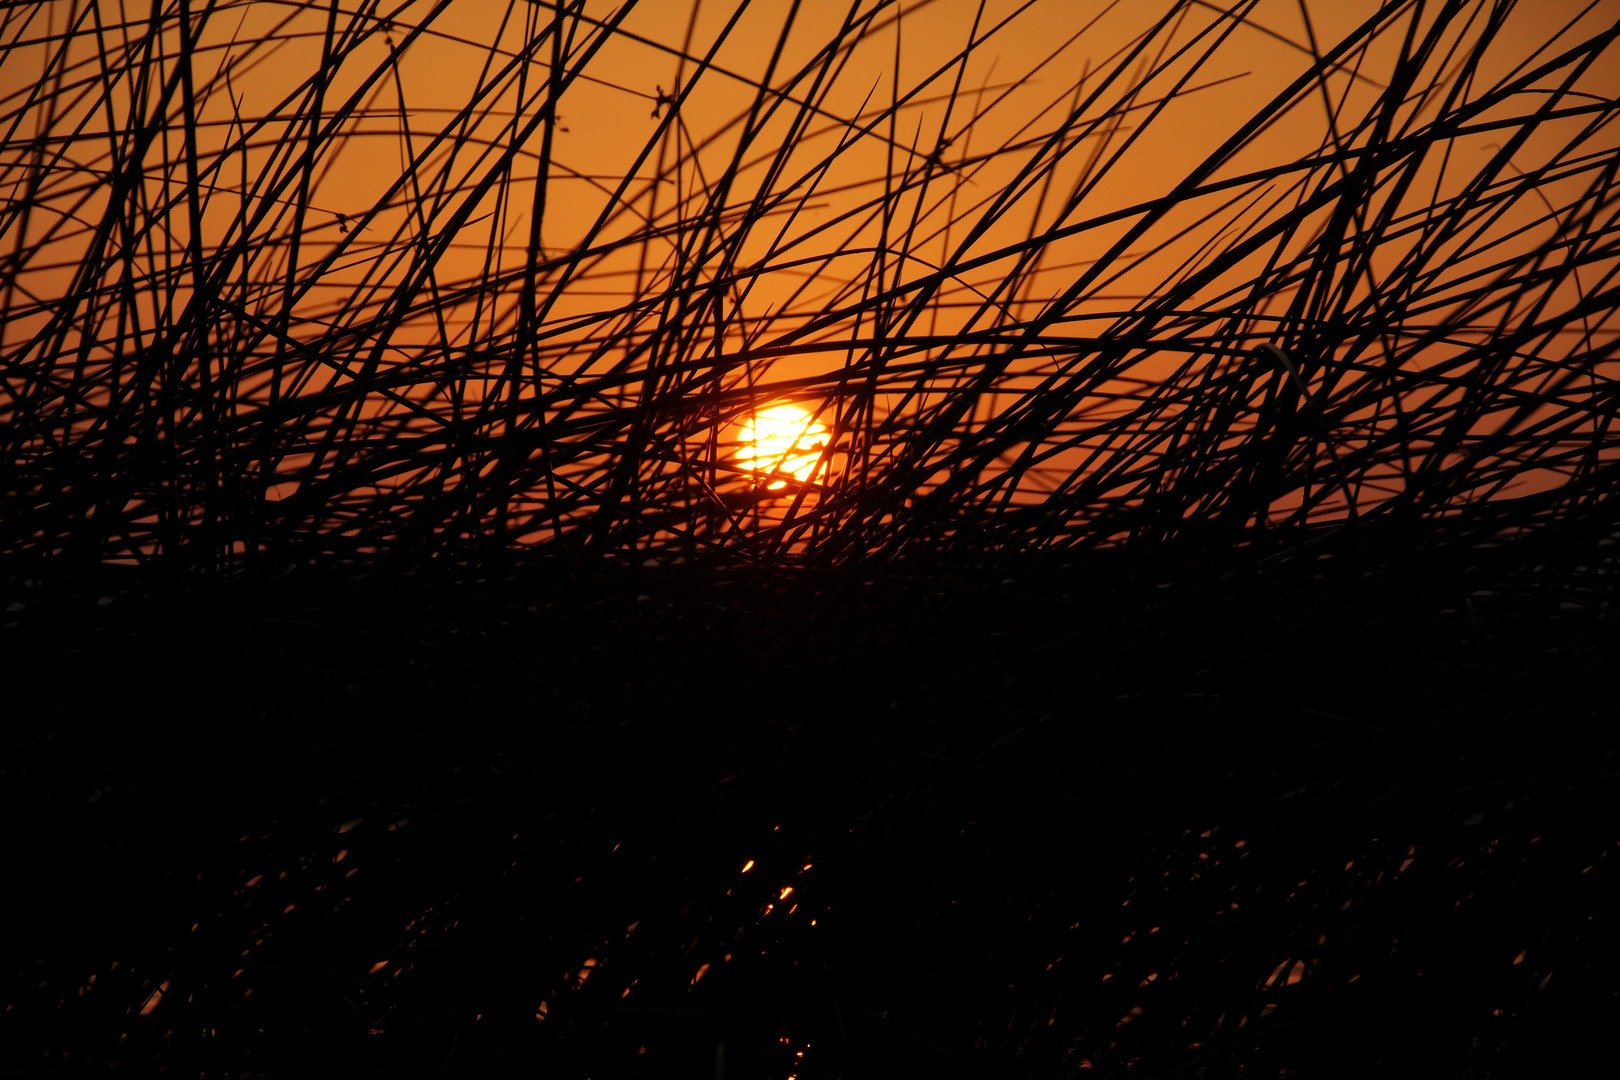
735,405,830,490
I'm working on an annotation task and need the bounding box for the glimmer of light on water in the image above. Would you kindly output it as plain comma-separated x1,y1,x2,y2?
734,404,829,490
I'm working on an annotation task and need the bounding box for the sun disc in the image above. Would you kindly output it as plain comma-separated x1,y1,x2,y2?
735,404,829,490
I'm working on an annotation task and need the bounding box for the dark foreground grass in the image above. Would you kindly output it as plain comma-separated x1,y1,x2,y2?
5,525,1617,1077
4,1,1619,1075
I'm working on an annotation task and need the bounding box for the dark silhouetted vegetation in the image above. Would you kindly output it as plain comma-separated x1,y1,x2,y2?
4,1,1617,1075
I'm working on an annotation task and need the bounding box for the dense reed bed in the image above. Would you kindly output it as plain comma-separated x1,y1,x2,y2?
4,0,1618,1075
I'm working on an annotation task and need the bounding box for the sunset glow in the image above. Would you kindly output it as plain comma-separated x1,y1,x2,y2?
4,0,1615,1068
734,405,830,490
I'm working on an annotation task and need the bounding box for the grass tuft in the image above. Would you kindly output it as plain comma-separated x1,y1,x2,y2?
3,1,1618,1075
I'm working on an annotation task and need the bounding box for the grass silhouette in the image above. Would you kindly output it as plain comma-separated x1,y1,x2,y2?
3,1,1618,1075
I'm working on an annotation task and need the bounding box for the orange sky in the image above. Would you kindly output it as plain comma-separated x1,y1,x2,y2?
3,1,1617,555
